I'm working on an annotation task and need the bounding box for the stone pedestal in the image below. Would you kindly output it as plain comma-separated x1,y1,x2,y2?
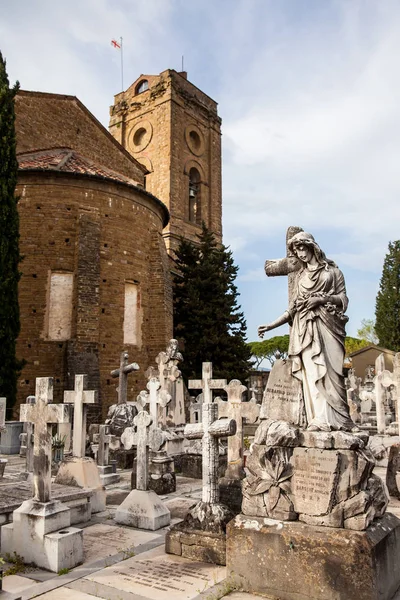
227,513,400,600
114,489,170,530
219,477,242,515
110,447,135,469
98,464,120,486
1,499,83,572
166,523,226,565
148,451,176,495
0,422,23,454
54,457,106,513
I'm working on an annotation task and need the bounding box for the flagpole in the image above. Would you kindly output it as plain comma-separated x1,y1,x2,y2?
120,37,124,92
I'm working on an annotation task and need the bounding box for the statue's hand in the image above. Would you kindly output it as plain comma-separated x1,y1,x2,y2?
306,296,325,309
258,324,271,338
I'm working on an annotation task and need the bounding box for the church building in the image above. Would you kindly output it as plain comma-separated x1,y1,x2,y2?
13,70,222,419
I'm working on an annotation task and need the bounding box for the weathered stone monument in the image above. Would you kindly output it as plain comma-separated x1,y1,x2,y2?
115,397,170,530
19,395,35,480
227,228,400,600
1,378,83,572
0,396,22,454
166,362,236,565
136,375,176,494
106,351,140,436
55,374,106,512
95,424,120,485
218,379,260,514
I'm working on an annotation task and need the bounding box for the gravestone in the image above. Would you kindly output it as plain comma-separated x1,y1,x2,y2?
260,358,305,425
115,402,170,530
218,380,260,514
1,377,83,572
19,395,35,479
105,351,140,438
95,425,120,485
55,375,106,512
166,362,236,565
0,398,23,454
137,377,176,494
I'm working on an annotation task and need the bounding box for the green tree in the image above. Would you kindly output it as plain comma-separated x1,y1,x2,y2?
173,224,252,382
344,336,370,356
0,52,22,409
356,318,378,345
375,241,400,351
247,335,290,368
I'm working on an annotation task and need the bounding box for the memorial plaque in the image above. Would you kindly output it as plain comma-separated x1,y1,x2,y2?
260,359,305,425
87,546,226,600
291,448,340,515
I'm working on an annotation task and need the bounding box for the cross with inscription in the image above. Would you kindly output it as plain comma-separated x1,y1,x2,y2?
111,351,140,405
121,398,164,491
185,363,236,504
64,374,98,458
20,378,69,502
218,380,260,479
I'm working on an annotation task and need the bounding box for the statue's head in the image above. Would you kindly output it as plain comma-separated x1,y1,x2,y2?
287,231,336,268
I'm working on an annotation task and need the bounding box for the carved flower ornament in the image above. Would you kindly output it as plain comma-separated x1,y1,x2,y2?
247,448,293,513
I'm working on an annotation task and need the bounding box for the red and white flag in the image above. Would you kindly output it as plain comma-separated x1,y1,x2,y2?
111,39,121,49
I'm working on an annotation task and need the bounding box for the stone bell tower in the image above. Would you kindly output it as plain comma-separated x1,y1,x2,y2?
109,69,222,255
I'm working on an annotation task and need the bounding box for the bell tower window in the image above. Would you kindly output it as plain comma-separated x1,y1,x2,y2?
188,167,201,225
135,80,149,95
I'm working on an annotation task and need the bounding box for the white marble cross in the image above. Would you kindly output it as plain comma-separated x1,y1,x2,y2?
20,395,36,472
218,380,260,480
188,362,227,405
111,351,140,405
121,404,164,491
97,424,114,467
137,377,171,429
184,401,236,504
20,378,69,503
373,353,400,434
64,375,97,458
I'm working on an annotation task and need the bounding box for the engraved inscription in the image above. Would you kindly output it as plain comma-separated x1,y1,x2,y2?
291,448,340,515
260,359,303,424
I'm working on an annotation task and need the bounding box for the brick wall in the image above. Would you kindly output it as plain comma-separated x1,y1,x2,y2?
16,171,173,420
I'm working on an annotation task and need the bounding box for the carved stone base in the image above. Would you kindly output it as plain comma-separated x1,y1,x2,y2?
148,451,176,495
227,513,400,600
114,489,170,530
54,457,106,513
166,522,226,565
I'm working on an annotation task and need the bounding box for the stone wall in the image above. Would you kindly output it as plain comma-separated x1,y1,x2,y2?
16,171,173,420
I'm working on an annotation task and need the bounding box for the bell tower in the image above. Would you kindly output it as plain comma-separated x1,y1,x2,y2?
109,69,222,254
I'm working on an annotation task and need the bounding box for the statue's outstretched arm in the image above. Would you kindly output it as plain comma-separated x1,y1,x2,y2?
258,311,291,338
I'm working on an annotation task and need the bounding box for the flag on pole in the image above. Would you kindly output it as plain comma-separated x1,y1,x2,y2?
111,39,121,49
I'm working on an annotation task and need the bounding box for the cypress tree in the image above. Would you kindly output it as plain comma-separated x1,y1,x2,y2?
173,224,252,382
0,51,22,409
375,240,400,351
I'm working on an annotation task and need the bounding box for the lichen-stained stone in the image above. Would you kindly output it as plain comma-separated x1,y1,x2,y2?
227,513,400,600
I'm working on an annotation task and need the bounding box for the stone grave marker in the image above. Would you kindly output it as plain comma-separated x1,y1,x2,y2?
19,395,36,478
189,393,203,424
111,350,140,405
0,398,6,433
259,358,305,425
1,377,83,572
55,375,105,512
96,424,120,485
116,402,170,530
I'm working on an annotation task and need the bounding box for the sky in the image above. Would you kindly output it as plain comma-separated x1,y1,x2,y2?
1,0,399,343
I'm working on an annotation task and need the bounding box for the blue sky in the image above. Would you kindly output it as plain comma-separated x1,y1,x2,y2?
1,0,399,342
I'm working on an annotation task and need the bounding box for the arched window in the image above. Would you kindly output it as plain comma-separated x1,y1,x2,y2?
189,167,201,225
135,80,149,95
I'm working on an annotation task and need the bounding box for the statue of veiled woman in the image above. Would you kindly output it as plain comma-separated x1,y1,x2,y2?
258,231,356,432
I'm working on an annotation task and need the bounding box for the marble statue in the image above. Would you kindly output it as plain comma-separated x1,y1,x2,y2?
258,231,355,432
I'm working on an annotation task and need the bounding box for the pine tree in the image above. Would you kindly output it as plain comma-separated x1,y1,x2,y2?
173,224,252,383
0,52,22,409
375,241,400,351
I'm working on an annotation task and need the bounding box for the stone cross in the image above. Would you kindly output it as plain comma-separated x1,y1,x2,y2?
20,378,69,503
0,398,6,433
373,352,400,435
111,351,140,405
248,385,258,403
190,393,203,424
121,402,164,491
188,362,227,405
138,376,171,430
155,339,182,392
184,402,236,504
218,380,260,479
97,424,113,467
20,396,36,472
64,375,97,458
